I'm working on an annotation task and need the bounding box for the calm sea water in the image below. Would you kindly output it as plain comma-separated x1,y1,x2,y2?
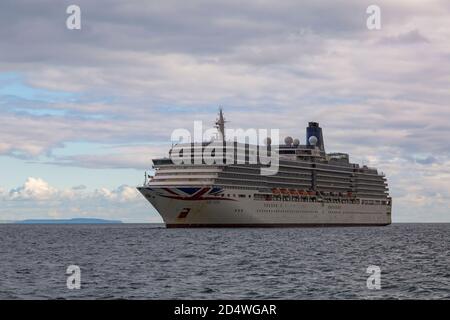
0,223,448,299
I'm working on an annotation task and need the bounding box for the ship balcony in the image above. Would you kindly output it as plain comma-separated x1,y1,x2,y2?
152,174,218,180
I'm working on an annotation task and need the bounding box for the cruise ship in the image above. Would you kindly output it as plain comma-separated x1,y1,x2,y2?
137,110,392,227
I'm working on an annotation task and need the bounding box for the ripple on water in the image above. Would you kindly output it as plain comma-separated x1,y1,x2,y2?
0,223,449,299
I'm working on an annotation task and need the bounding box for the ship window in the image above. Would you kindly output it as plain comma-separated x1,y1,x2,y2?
239,194,246,198
279,150,295,154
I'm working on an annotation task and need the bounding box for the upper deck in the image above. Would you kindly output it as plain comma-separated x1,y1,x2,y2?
144,111,389,200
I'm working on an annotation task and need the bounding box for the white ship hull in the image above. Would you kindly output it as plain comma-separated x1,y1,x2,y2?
138,187,392,227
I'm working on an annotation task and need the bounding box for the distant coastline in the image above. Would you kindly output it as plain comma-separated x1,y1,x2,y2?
2,218,123,224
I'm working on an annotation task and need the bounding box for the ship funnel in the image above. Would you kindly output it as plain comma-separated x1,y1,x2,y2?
306,122,325,152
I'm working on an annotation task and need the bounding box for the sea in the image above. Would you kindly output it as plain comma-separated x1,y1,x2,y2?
0,223,448,299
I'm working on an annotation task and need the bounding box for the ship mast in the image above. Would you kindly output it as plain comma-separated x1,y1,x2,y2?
215,108,226,142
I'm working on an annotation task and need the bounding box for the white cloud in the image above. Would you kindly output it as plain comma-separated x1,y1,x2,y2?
4,177,141,203
8,177,57,201
0,178,158,222
93,185,140,202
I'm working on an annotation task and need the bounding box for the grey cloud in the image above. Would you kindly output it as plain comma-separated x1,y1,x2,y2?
72,184,87,190
46,144,168,170
415,156,438,165
378,30,430,45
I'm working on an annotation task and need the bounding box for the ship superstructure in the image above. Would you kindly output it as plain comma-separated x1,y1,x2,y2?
138,111,392,227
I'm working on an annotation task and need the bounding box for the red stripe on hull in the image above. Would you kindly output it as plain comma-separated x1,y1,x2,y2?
166,223,391,228
163,188,179,195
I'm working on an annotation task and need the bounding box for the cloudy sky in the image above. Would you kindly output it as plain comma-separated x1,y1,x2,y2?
0,0,449,222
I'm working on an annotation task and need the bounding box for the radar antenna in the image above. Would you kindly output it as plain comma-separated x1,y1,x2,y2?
215,107,226,142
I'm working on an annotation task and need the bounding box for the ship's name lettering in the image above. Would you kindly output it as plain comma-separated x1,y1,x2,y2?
328,205,342,209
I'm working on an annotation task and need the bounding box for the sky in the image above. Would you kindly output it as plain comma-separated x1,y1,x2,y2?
0,0,449,222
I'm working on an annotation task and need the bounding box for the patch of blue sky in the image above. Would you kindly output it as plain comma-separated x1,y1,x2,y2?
0,155,144,190
0,72,77,103
0,75,113,119
12,107,67,117
66,111,110,120
5,105,110,119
